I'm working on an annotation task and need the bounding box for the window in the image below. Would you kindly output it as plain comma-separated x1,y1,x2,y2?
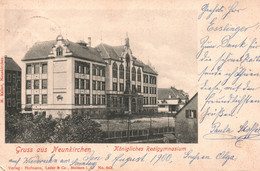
120,83,124,92
143,74,148,83
96,66,100,76
100,66,105,77
143,97,146,104
132,85,136,92
186,110,197,119
34,64,40,74
97,95,101,105
86,95,90,105
101,82,105,91
93,81,96,90
93,95,96,105
56,47,63,56
126,66,130,80
42,63,47,74
97,81,101,90
84,63,90,74
26,95,31,104
34,95,39,104
92,65,96,75
150,76,156,84
13,74,16,82
80,63,84,74
137,68,141,81
80,94,84,105
113,82,117,91
12,86,16,94
75,94,79,105
80,79,84,89
112,62,118,78
26,64,32,74
132,67,136,81
42,94,47,104
42,79,47,89
75,78,79,89
34,80,39,89
119,64,124,79
26,80,31,89
75,61,80,73
137,85,141,93
17,79,21,89
7,74,11,82
86,80,90,90
150,87,152,94
102,95,106,105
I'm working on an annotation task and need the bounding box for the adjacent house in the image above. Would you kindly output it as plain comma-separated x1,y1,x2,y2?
21,35,158,118
5,56,21,114
175,92,198,143
157,87,189,113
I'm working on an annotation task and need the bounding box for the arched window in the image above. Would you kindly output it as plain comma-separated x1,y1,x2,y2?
126,54,130,67
112,62,118,78
119,64,124,79
137,68,141,82
132,67,136,81
56,47,63,56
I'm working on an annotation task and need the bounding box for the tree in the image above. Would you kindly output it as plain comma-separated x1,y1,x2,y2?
49,114,104,143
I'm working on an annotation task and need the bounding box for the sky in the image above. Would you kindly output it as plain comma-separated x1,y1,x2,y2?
4,9,197,96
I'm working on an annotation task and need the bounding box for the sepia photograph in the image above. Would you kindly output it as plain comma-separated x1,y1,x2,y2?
4,9,197,144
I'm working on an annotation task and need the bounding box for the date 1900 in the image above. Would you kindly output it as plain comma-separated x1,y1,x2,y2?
150,153,173,165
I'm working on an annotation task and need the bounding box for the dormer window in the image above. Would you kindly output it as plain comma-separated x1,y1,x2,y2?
56,47,63,56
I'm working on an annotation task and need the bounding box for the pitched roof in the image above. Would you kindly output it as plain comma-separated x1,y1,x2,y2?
22,37,158,75
23,40,105,63
5,56,21,71
158,87,188,100
96,43,158,75
143,64,157,75
24,40,56,60
96,43,121,60
175,92,198,116
67,41,105,63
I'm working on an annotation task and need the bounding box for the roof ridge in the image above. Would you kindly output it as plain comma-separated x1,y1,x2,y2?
175,92,198,116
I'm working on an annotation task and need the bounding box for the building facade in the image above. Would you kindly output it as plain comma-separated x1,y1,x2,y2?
175,93,198,143
21,35,158,118
5,56,21,114
157,87,188,113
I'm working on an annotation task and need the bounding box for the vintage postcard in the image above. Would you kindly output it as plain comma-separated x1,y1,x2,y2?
0,0,260,170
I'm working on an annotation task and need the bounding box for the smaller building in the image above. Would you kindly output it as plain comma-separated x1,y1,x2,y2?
157,87,188,113
5,56,22,114
175,93,198,143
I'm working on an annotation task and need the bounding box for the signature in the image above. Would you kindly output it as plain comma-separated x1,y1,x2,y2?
204,121,260,147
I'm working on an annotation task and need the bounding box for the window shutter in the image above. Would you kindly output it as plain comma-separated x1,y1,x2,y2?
193,110,197,118
186,110,189,118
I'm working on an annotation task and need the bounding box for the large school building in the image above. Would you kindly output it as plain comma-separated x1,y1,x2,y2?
21,35,158,118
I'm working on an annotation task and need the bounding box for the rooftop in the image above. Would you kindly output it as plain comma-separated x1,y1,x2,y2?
158,87,188,100
5,56,21,72
22,35,158,75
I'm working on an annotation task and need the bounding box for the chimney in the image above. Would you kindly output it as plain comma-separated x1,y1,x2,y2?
88,37,91,47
